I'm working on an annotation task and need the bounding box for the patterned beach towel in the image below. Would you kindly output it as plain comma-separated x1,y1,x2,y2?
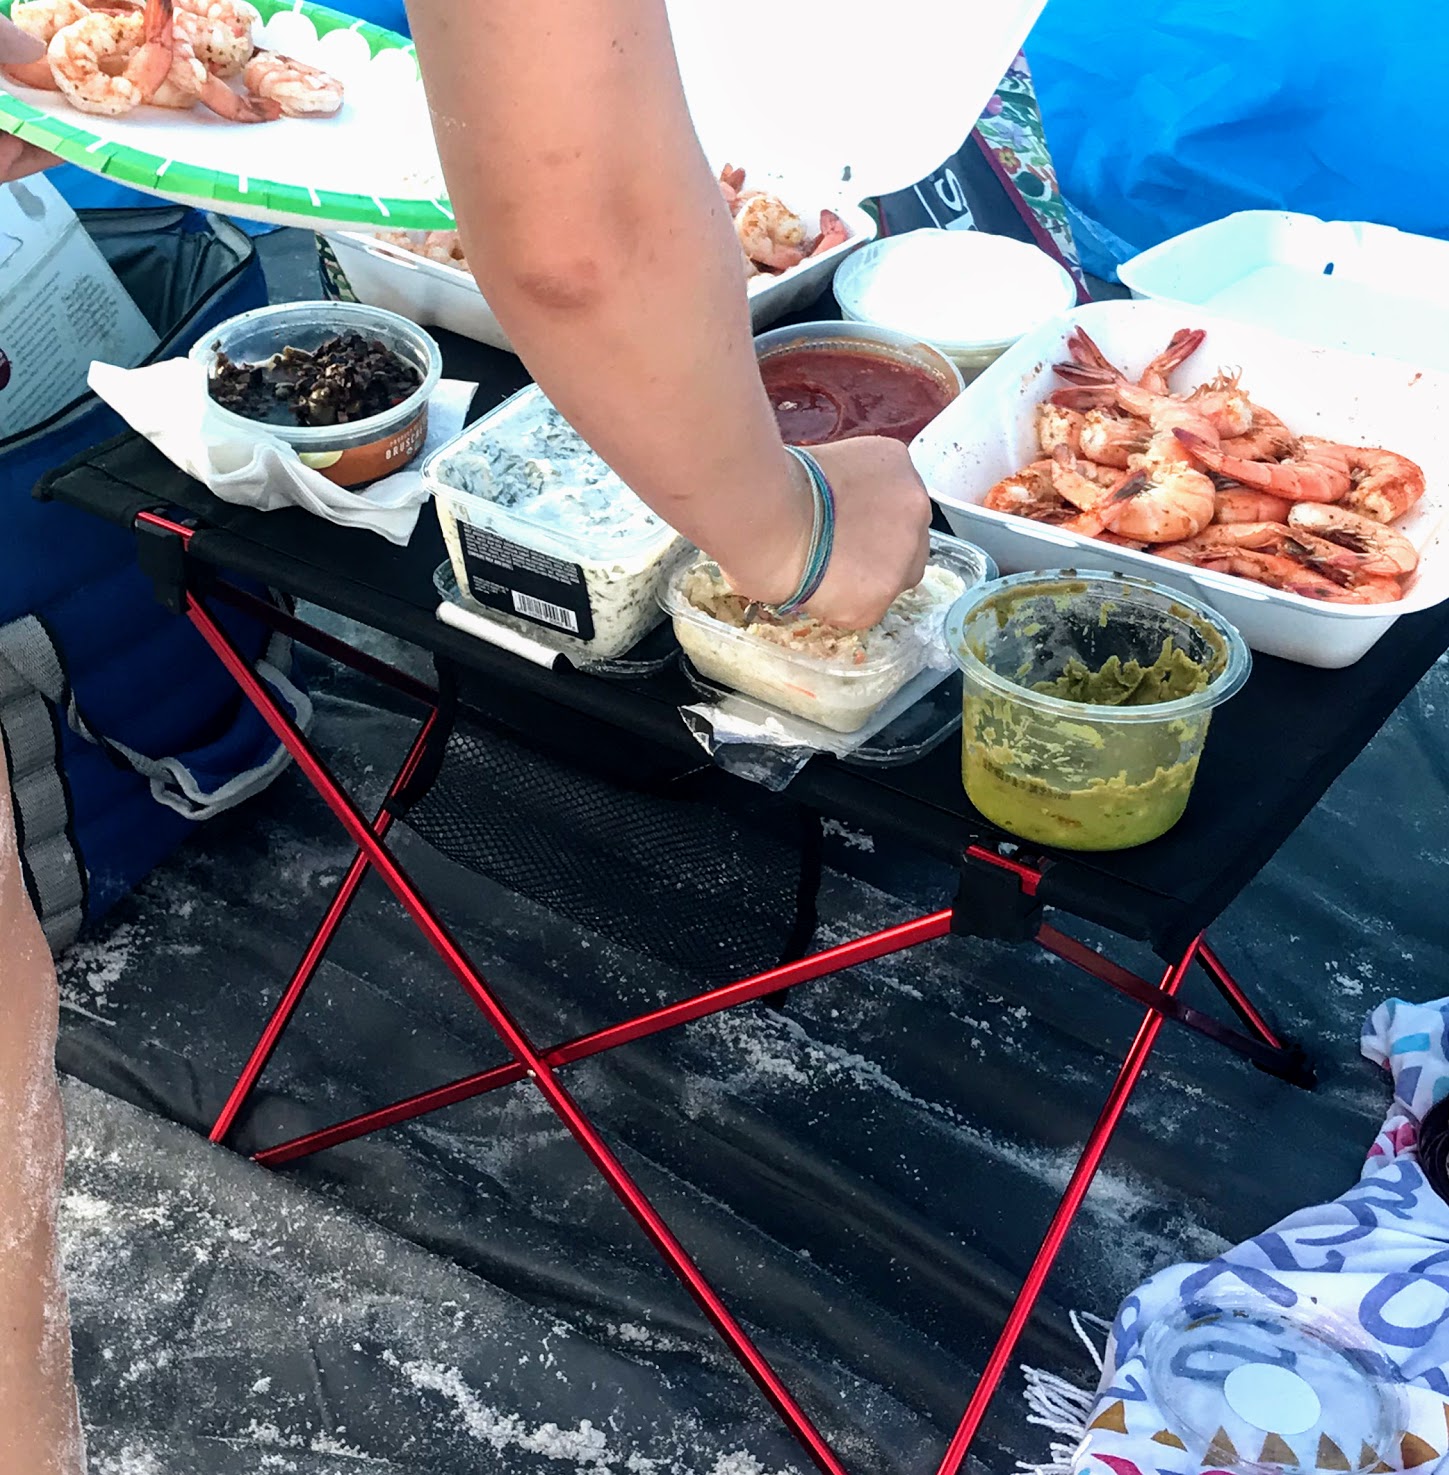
1054,998,1449,1474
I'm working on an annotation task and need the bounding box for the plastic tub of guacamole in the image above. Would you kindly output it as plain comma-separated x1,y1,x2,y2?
946,571,1251,851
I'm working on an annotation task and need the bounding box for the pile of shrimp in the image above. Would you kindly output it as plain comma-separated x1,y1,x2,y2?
373,227,468,273
982,327,1427,605
717,164,849,281
368,165,851,285
0,0,343,123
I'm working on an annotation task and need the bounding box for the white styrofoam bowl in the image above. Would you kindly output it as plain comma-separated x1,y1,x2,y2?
1118,211,1449,373
323,190,876,355
910,299,1449,669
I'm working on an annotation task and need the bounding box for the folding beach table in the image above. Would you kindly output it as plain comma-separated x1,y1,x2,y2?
40,345,1449,1473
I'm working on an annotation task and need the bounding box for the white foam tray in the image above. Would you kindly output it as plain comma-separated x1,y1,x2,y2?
910,299,1449,669
1119,211,1449,373
322,189,876,354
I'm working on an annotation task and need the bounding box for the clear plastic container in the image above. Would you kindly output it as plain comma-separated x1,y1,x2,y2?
832,229,1076,378
947,571,1251,850
189,301,442,488
754,320,964,445
1140,1292,1406,1474
662,533,995,734
424,385,685,662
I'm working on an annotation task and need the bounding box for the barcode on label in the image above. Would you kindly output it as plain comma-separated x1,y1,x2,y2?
512,590,580,633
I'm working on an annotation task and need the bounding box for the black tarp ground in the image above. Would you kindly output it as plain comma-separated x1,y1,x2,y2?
53,602,1449,1475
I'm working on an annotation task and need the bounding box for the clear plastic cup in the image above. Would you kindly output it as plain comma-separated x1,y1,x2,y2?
190,301,442,488
945,571,1251,850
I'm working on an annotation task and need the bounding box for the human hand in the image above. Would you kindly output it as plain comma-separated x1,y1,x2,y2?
0,19,61,183
800,435,933,629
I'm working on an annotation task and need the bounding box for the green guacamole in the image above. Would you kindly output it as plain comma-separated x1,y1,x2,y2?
961,639,1214,851
1034,639,1211,708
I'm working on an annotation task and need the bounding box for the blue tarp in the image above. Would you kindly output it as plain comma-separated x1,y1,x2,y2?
1028,0,1449,277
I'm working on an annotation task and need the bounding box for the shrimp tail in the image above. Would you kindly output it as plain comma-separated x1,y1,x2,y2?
198,68,278,119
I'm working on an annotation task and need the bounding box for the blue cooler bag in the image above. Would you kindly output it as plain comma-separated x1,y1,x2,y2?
1,206,308,952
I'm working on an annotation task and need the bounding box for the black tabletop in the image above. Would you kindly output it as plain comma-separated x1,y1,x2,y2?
38,323,1449,959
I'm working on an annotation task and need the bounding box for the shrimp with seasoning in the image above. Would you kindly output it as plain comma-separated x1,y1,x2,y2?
1339,446,1426,523
173,0,256,79
47,0,176,117
1213,488,1293,524
153,26,275,118
1218,404,1297,462
983,461,1064,520
1175,429,1352,504
242,48,342,116
1287,502,1419,576
1101,431,1217,544
1,0,89,89
733,191,808,271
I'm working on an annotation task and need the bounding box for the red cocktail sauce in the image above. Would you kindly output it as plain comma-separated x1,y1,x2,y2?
760,345,954,446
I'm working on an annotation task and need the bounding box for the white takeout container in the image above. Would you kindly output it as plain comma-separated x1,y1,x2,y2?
425,385,685,662
323,0,1045,352
323,191,876,354
833,229,1078,377
911,299,1449,669
662,532,995,733
1119,211,1449,372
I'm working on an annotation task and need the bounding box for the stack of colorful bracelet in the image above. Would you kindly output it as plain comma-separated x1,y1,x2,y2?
772,445,837,617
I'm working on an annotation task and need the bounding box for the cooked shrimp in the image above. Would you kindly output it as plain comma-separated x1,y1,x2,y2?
2,0,88,88
1157,546,1346,599
1219,405,1297,462
1339,446,1426,523
1036,402,1085,458
1048,445,1111,511
718,164,747,213
1287,502,1419,576
1138,328,1206,394
174,0,255,78
1080,408,1147,468
1213,488,1293,524
1054,345,1253,438
983,462,1065,520
1101,434,1216,544
151,24,274,116
808,209,849,257
1175,430,1351,504
242,48,342,116
734,191,807,271
48,0,176,116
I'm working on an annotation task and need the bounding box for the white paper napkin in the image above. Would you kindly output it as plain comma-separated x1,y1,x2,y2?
88,358,477,546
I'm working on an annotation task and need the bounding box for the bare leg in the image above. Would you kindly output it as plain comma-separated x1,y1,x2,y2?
0,752,85,1475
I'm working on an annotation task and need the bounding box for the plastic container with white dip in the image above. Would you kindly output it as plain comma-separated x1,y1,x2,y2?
833,229,1078,379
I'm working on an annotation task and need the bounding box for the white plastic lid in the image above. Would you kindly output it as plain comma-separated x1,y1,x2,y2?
833,230,1078,350
665,0,1046,202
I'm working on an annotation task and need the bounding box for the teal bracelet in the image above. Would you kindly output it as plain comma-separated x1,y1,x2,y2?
772,446,836,616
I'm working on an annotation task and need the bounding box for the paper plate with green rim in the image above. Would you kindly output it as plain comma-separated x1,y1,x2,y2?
0,0,454,231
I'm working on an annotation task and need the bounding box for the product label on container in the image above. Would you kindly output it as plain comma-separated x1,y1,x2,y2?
458,525,596,641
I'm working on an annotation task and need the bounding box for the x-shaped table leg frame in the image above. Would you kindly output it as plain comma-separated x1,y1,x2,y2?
151,520,1308,1475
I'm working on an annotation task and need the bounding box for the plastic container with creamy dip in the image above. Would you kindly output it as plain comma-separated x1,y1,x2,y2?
662,533,995,733
833,229,1077,378
190,301,442,488
426,386,685,662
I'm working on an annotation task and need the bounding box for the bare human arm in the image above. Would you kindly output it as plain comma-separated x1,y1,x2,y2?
406,0,931,628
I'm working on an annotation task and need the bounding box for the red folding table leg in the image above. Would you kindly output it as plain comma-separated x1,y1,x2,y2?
183,593,850,1475
933,936,1201,1475
209,709,441,1145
